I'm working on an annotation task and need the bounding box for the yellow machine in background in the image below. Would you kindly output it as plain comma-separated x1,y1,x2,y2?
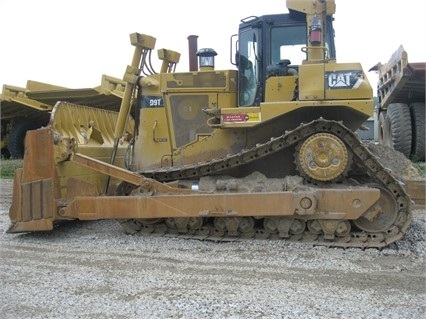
8,0,412,248
1,75,127,158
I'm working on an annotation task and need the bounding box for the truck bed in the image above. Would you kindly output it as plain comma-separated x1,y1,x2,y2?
376,46,425,108
0,75,126,121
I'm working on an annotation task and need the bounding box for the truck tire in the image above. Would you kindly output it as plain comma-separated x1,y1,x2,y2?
410,102,425,161
7,120,42,159
384,103,412,158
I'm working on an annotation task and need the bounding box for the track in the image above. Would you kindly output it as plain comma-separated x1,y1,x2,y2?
119,119,412,248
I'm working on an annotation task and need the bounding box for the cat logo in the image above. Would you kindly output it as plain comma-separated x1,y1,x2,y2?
326,71,363,90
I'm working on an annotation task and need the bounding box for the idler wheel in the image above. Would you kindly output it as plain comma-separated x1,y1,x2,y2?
353,185,398,232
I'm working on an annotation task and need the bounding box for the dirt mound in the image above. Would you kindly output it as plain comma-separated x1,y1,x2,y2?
365,142,425,181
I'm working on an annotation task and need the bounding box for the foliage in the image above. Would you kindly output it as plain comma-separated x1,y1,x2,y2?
0,158,22,179
413,161,426,177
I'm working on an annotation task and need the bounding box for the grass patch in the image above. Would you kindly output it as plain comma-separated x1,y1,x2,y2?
410,155,426,177
0,159,23,179
413,161,426,177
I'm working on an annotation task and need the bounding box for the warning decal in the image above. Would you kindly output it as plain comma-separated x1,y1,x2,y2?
222,113,261,123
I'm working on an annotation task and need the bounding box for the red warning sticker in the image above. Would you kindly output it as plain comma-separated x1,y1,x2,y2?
222,113,260,123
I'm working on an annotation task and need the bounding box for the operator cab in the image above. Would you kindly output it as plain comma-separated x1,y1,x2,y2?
235,13,336,106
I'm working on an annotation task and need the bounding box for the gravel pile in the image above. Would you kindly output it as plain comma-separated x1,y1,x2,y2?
0,179,425,319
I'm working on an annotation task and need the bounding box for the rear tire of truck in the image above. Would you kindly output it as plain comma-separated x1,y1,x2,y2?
7,120,42,159
384,103,412,158
410,102,425,161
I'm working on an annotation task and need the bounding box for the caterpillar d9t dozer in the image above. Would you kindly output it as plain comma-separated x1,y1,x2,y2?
8,0,412,248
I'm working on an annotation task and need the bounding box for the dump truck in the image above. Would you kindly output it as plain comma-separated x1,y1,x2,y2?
7,0,412,249
371,46,425,161
0,75,127,158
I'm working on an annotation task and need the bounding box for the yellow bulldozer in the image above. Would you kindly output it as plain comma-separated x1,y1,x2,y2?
7,0,412,248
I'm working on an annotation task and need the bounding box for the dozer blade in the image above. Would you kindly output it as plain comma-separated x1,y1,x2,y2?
8,129,56,232
7,100,135,233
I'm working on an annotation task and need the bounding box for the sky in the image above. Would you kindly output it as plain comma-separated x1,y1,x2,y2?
0,0,425,92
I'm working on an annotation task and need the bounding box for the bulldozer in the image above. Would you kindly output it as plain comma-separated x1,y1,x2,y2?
7,0,412,248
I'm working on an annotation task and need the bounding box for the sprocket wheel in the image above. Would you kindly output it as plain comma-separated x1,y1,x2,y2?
296,133,349,182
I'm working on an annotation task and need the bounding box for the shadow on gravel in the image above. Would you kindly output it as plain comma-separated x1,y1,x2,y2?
12,220,117,241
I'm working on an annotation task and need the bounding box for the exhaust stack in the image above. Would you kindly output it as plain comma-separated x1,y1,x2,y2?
188,35,198,71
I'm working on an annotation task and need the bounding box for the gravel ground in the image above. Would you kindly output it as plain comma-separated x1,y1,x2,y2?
0,178,425,319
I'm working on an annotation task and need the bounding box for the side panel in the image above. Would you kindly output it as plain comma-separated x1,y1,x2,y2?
132,105,172,170
325,63,373,100
298,64,325,100
265,76,298,102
